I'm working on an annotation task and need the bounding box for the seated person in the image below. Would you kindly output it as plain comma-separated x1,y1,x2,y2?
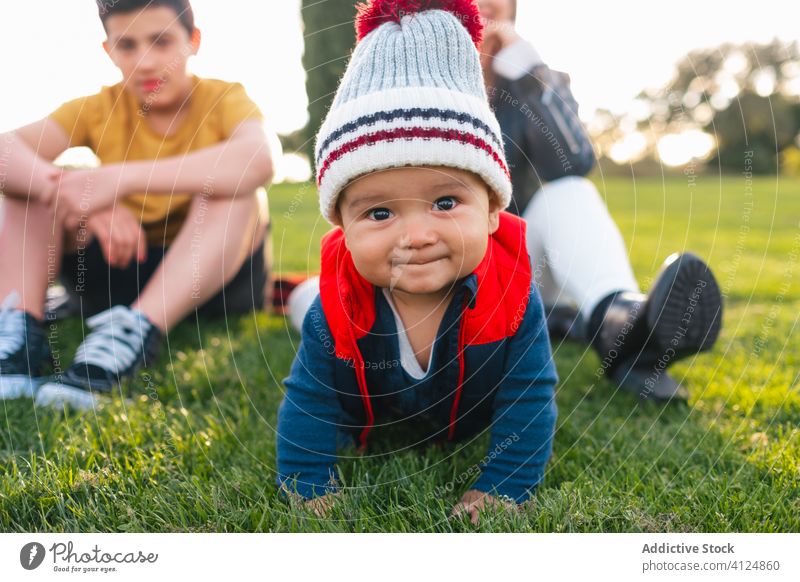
0,0,274,408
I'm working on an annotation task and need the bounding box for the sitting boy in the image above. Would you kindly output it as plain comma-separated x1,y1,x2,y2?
277,0,558,522
0,0,273,408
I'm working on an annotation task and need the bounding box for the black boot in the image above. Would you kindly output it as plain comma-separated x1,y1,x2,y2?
545,304,582,341
589,253,723,401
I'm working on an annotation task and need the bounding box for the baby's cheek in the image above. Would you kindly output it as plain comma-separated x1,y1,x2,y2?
351,250,391,287
463,235,490,272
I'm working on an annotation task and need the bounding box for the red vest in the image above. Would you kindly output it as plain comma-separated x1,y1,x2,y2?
319,211,532,447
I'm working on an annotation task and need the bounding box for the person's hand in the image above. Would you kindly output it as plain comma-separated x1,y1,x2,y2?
479,19,520,75
282,487,339,518
33,166,63,202
480,18,520,53
40,165,129,221
87,205,147,269
304,493,339,518
451,489,517,525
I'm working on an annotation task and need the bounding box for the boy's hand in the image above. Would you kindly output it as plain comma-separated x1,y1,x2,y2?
87,206,148,269
451,489,517,525
41,165,129,219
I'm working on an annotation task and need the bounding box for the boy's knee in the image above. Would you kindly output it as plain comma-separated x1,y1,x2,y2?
201,189,268,242
539,176,598,198
1,195,50,216
186,189,259,219
0,195,73,235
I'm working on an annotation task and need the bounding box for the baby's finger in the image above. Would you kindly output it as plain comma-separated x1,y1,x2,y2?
450,502,470,521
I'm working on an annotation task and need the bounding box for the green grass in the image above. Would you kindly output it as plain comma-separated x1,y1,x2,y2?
1,175,798,532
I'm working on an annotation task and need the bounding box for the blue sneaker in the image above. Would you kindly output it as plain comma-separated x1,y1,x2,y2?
0,294,50,399
36,306,161,410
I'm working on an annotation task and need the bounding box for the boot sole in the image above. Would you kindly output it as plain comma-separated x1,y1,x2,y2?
645,252,723,361
611,360,690,402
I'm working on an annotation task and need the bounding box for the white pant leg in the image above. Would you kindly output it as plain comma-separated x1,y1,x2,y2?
522,176,640,321
287,276,321,333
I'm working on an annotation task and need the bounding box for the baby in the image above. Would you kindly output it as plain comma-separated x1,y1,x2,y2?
276,0,558,523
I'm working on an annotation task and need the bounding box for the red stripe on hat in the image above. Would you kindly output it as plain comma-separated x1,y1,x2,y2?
317,126,511,186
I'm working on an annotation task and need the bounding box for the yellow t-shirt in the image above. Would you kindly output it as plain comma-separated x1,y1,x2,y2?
49,76,263,245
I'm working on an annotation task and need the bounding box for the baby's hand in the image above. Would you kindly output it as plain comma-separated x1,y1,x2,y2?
303,493,338,518
451,489,517,525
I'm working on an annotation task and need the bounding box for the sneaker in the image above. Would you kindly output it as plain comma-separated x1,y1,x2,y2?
0,293,50,399
36,306,161,410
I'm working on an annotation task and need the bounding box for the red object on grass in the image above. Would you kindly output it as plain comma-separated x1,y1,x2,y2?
355,0,483,48
272,274,312,314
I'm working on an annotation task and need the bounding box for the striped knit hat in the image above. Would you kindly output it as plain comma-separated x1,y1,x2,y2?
314,0,512,223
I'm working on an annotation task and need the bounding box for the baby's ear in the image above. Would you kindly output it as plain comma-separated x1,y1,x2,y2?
331,206,345,230
487,194,503,234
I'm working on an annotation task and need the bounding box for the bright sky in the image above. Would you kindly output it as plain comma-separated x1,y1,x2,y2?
0,1,795,173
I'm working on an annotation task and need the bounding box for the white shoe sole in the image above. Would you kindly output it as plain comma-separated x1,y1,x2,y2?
0,375,45,400
35,382,101,410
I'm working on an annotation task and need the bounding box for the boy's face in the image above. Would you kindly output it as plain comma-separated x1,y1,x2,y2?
103,6,199,110
338,167,502,301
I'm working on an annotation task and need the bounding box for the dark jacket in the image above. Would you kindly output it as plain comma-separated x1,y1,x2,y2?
490,64,596,214
276,213,558,502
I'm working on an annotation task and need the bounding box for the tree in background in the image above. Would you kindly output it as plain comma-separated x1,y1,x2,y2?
295,0,358,167
635,39,800,173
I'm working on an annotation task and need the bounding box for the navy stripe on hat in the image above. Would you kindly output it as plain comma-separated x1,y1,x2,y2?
317,107,504,165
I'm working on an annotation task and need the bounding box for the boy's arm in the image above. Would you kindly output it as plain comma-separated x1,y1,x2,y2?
40,120,274,216
471,286,559,504
119,119,274,198
277,296,345,499
0,118,72,199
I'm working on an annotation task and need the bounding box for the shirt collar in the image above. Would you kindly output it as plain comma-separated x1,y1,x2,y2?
461,273,479,309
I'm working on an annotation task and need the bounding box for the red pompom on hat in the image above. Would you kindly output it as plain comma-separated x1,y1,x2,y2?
356,0,483,47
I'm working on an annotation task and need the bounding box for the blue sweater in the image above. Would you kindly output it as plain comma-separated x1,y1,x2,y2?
276,213,558,503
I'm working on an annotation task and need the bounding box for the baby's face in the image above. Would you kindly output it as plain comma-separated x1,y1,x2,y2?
337,166,501,301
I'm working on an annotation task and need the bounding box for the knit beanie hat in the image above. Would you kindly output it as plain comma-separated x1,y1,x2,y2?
314,0,512,223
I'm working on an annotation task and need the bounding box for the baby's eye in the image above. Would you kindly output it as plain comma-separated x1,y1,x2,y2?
367,208,393,221
433,196,458,211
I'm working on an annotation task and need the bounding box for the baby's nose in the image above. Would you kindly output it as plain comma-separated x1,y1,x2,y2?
400,221,438,248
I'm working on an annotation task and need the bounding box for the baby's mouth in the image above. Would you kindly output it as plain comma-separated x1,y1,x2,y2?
389,253,447,291
391,256,444,267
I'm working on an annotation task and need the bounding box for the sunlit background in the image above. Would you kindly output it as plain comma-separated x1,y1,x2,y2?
0,0,797,180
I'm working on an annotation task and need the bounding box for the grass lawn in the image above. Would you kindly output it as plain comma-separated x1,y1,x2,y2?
1,174,798,532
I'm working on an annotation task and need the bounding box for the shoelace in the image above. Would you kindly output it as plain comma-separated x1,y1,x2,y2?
73,306,152,374
0,292,25,360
